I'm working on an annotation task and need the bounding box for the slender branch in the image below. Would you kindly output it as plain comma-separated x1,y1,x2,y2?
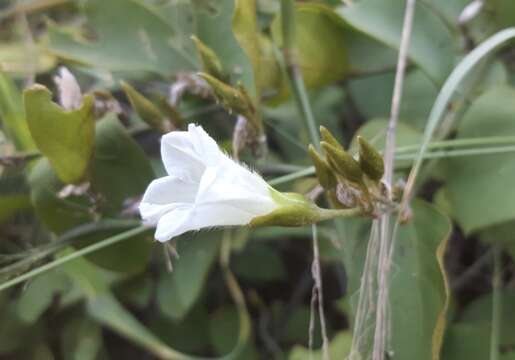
0,219,141,277
0,225,149,292
311,224,330,360
383,0,416,187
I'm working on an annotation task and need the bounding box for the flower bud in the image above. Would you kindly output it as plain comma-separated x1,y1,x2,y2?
191,35,226,81
198,73,256,122
357,136,384,181
319,126,344,151
307,144,336,190
321,141,363,184
121,81,169,133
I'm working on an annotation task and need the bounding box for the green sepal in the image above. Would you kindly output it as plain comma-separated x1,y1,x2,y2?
307,144,336,190
357,135,384,181
191,35,226,81
321,141,363,185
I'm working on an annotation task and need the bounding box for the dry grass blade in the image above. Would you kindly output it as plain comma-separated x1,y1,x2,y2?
349,0,417,359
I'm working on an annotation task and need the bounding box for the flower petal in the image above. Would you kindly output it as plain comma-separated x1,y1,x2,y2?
154,206,193,242
153,202,260,242
161,131,204,180
195,163,277,216
141,175,198,205
161,124,222,180
188,124,221,166
139,175,199,224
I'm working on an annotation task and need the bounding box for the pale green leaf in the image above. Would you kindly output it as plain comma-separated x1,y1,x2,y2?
337,0,455,84
24,84,95,184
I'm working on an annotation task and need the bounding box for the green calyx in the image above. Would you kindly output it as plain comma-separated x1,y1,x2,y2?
249,187,361,227
357,136,384,181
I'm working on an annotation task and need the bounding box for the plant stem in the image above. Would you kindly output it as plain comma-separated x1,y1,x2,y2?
490,245,502,360
0,225,149,292
279,0,320,147
317,207,362,222
372,1,416,359
269,166,315,186
394,135,515,154
279,2,328,359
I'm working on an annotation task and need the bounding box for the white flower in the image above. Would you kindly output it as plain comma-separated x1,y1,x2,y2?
139,124,278,242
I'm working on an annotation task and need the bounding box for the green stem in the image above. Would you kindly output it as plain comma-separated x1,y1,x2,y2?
0,225,149,292
279,0,320,146
269,166,315,186
269,142,515,186
317,207,362,222
397,145,515,160
0,220,141,274
490,245,502,360
395,135,515,154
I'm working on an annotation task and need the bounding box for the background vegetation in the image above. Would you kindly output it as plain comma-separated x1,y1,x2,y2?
1,0,515,359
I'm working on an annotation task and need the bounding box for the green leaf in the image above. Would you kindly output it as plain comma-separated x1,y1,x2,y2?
29,114,154,273
442,323,515,360
29,158,93,234
24,84,95,184
149,303,211,353
271,4,351,91
341,201,451,360
351,118,423,169
157,233,220,320
0,295,43,355
91,114,155,216
459,289,515,348
15,271,69,324
232,243,286,282
0,42,56,76
442,86,515,234
61,254,190,359
337,0,455,85
442,324,491,360
60,315,102,360
0,172,31,222
0,72,35,151
195,0,256,93
47,0,196,75
232,0,281,98
288,331,352,360
88,294,186,358
208,306,258,359
348,70,439,130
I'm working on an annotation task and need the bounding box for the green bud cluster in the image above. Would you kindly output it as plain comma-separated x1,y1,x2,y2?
308,126,385,213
